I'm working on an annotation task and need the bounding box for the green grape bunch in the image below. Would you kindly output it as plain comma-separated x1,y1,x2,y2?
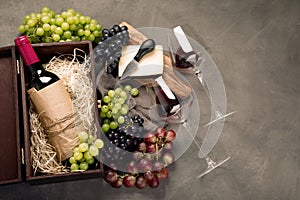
69,131,104,171
18,7,102,44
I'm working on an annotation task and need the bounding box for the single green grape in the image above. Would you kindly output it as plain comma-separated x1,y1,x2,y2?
109,121,118,130
119,106,128,115
76,11,82,17
67,16,75,24
124,85,132,92
79,162,89,171
55,27,63,35
117,116,125,124
89,145,99,156
94,139,104,149
44,37,53,43
86,157,95,165
55,17,64,26
93,30,101,37
88,134,95,144
73,16,79,24
27,19,36,27
84,151,93,160
41,15,50,24
100,111,106,118
117,98,125,105
107,102,113,110
35,27,44,36
114,87,122,95
85,16,91,23
70,163,79,171
42,23,51,31
103,95,111,104
78,157,85,163
61,22,70,30
89,23,96,31
79,16,86,24
106,111,113,118
69,156,76,164
52,34,60,42
90,19,98,25
77,29,84,36
74,152,83,160
131,88,139,97
108,90,115,98
101,105,109,113
111,107,118,115
50,25,57,32
61,11,68,19
88,34,95,41
67,8,76,15
41,6,51,14
103,118,111,124
120,91,127,99
63,31,72,39
101,123,110,133
69,24,77,31
27,27,35,34
78,131,88,142
78,143,89,152
18,25,26,33
114,103,121,111
96,24,102,31
73,147,79,153
84,29,91,37
49,18,56,25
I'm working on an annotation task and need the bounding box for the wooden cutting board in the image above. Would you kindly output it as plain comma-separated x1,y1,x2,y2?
120,21,192,99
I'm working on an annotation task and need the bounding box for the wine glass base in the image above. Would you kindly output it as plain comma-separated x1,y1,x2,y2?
204,111,237,127
196,156,231,179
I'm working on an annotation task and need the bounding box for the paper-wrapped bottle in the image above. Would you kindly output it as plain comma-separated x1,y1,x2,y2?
15,35,80,161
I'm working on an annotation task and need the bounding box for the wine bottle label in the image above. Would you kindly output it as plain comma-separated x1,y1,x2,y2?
28,80,81,161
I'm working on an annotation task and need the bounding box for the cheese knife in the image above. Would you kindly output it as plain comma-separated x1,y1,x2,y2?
120,39,156,80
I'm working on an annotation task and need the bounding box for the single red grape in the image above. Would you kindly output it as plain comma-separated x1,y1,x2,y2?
145,132,157,144
148,176,159,188
164,130,176,143
135,176,147,189
123,175,136,188
111,178,123,188
162,152,175,165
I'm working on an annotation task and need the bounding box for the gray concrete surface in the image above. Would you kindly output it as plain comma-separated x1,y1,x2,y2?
0,0,299,199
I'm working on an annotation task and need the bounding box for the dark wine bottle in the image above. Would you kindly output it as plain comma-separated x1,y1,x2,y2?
14,35,59,90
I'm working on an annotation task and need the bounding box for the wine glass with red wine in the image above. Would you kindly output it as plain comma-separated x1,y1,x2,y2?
170,25,236,178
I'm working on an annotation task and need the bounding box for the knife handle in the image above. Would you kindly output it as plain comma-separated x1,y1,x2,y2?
134,39,156,62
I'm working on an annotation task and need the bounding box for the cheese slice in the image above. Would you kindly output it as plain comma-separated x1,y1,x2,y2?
118,45,164,77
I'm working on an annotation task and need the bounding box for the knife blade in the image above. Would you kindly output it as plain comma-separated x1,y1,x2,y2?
120,39,156,80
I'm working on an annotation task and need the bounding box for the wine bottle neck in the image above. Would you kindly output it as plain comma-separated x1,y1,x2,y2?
27,62,45,77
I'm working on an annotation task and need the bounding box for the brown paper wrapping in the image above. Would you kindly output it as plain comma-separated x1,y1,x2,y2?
28,80,81,161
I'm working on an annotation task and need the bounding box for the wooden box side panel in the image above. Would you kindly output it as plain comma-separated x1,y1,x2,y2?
0,46,22,184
